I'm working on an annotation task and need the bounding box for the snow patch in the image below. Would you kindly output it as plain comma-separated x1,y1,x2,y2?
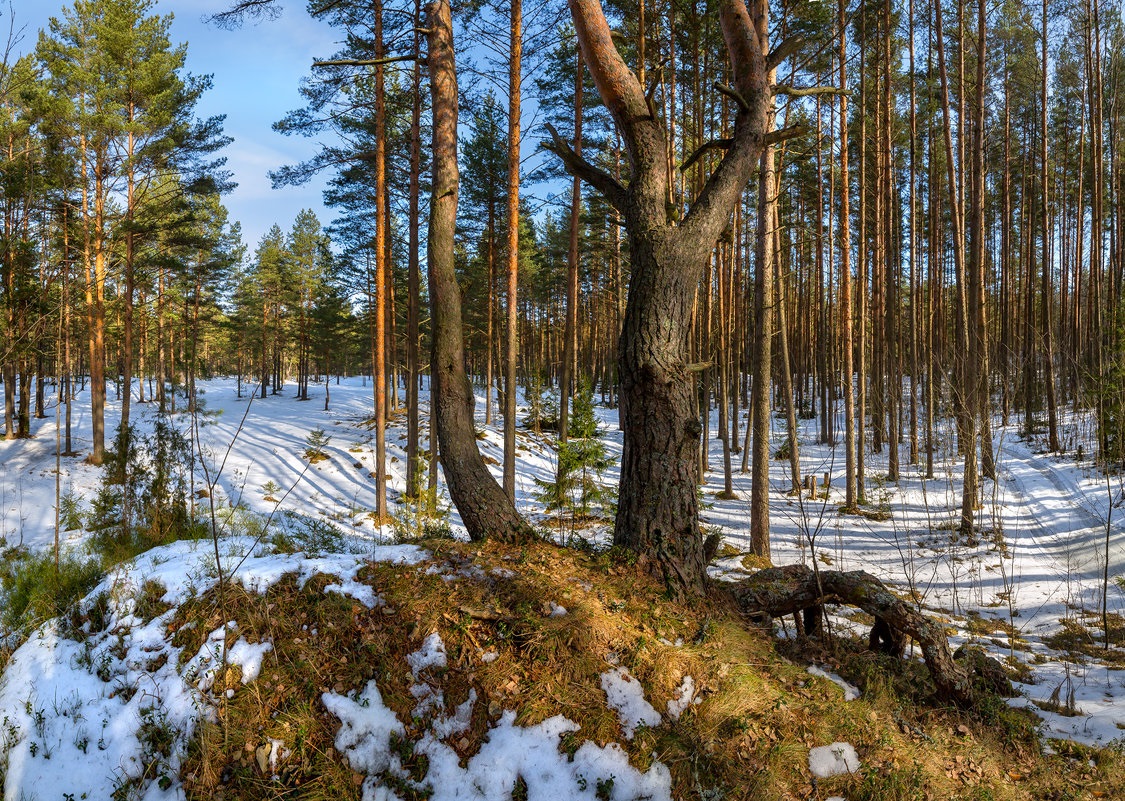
324,580,384,609
807,665,860,701
408,632,448,675
809,742,861,778
666,676,696,720
228,637,274,684
322,681,407,776
600,666,662,739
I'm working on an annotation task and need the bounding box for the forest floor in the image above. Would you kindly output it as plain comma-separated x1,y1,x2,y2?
1,378,1124,800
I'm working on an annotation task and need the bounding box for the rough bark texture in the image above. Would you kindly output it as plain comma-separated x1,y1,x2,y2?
617,235,710,594
426,0,533,544
730,564,976,705
554,0,773,597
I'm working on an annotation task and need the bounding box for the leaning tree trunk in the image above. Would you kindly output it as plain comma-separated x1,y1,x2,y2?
426,0,533,544
551,0,782,597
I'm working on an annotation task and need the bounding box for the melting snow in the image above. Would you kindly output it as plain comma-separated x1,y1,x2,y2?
808,742,861,778
600,666,662,739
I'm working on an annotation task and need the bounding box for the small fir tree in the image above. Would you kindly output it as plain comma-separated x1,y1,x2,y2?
535,381,614,524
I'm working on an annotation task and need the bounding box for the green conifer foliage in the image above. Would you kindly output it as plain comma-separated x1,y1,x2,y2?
535,381,615,524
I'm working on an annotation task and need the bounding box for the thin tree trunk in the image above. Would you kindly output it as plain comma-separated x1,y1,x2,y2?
426,0,531,544
750,142,775,556
406,0,423,495
503,0,523,501
560,47,584,446
374,0,388,519
839,0,856,510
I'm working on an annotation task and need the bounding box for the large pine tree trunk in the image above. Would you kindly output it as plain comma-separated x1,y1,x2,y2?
616,234,708,595
554,0,778,596
427,0,532,544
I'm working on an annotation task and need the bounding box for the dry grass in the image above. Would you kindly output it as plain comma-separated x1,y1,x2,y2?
1043,614,1125,666
173,538,1125,801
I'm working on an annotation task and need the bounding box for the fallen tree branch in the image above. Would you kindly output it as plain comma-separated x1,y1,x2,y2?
729,564,977,705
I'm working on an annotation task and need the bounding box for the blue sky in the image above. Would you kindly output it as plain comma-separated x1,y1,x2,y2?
4,0,337,253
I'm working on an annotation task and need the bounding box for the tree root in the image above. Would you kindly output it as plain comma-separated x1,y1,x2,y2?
728,563,991,705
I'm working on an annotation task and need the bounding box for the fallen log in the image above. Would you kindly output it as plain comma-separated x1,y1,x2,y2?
728,563,976,705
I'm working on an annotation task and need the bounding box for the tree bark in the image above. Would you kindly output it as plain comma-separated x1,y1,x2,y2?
554,0,775,595
406,0,423,495
838,0,856,511
426,0,533,544
503,0,522,501
559,47,583,448
374,0,388,520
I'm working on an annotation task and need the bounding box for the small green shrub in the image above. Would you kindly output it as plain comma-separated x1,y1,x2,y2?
87,416,202,567
59,492,85,531
392,460,452,542
304,428,331,463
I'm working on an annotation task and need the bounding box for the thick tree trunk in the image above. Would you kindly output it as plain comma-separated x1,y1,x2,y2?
616,234,708,596
556,0,775,596
426,0,532,544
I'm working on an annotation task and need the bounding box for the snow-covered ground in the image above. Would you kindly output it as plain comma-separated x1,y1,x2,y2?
2,377,1125,799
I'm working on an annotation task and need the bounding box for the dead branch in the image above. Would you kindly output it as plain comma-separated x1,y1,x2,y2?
767,34,804,70
313,55,416,68
543,123,628,211
763,125,805,146
713,82,750,113
681,138,734,172
773,84,847,98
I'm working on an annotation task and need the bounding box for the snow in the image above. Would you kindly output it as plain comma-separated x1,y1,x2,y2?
416,711,673,801
322,680,407,777
324,579,385,608
807,666,861,702
0,528,426,801
227,637,274,684
323,671,673,800
808,742,861,778
5,376,1125,797
600,667,662,739
665,675,696,720
408,632,448,675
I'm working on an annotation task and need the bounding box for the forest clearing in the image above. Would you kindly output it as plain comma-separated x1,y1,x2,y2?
5,0,1125,797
